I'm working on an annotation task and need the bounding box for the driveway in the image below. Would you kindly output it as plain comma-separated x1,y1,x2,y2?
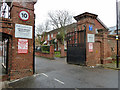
9,56,118,88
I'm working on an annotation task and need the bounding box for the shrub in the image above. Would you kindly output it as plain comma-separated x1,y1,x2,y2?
41,45,50,54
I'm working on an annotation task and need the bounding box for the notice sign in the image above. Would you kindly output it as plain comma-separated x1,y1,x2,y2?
18,39,28,53
89,43,93,52
87,34,95,43
89,25,93,31
15,24,32,39
19,10,30,21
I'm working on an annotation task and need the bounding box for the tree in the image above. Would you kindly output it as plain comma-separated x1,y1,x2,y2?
36,20,50,35
35,20,50,45
48,10,73,44
48,10,73,29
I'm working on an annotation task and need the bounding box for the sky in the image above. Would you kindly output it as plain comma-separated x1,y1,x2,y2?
35,0,120,29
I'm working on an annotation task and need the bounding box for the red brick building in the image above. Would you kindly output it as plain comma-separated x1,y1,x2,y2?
40,16,107,48
40,12,120,66
73,12,120,66
0,1,37,80
39,23,76,51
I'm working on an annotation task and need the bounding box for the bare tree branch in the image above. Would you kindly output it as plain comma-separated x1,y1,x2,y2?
47,10,73,45
36,20,50,35
48,10,73,29
35,20,51,45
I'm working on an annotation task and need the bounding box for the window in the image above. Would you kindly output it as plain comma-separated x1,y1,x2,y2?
2,39,8,69
111,47,114,52
51,33,53,38
74,27,77,31
0,2,10,18
48,34,50,41
96,29,98,33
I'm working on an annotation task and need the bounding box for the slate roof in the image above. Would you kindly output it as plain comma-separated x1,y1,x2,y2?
109,26,120,35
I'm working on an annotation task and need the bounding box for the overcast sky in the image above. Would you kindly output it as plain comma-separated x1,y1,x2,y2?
35,0,120,28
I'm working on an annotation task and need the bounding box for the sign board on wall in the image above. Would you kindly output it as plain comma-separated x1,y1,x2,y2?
18,39,28,53
15,24,32,39
89,25,93,31
19,10,30,21
87,34,95,43
89,43,93,52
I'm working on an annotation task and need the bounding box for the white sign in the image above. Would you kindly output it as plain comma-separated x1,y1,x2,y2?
89,43,93,52
18,39,28,53
19,10,30,21
87,34,95,42
15,24,33,39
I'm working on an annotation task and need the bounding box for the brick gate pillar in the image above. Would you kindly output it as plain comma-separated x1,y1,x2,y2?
101,32,110,64
50,44,54,59
60,44,65,57
74,12,100,66
9,1,37,80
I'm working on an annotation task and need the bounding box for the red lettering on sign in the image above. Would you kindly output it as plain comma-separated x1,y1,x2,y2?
18,39,28,53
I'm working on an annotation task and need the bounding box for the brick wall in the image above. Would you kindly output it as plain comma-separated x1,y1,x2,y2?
74,12,120,66
94,19,106,30
0,18,13,36
8,1,36,80
35,45,54,59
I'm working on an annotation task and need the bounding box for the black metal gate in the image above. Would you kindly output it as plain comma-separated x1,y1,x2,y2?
66,28,86,65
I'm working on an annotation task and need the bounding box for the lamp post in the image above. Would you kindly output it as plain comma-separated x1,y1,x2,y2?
116,0,119,68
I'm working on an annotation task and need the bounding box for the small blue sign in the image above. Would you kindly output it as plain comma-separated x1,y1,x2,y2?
89,25,93,31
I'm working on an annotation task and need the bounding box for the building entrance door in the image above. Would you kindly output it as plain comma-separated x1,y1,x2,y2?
2,37,9,74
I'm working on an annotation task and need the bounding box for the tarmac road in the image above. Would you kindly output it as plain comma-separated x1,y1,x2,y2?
9,56,118,88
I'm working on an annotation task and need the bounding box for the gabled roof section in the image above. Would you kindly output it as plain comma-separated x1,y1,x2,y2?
96,17,108,30
74,12,98,21
74,12,108,30
109,26,120,31
108,26,120,35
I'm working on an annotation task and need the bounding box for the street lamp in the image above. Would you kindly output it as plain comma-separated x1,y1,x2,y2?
116,0,119,68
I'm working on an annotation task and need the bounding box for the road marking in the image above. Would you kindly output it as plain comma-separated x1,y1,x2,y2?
41,73,48,77
10,79,20,83
54,78,65,85
33,74,40,77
